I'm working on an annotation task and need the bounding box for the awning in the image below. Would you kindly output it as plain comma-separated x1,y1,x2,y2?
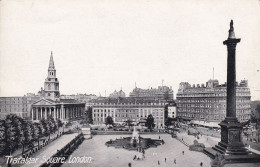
190,120,220,128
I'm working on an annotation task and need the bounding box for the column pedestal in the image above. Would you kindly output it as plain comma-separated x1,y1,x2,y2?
213,118,248,155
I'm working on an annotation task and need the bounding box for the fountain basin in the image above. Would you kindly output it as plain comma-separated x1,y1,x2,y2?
105,136,164,151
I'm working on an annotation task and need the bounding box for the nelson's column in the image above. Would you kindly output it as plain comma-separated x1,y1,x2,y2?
206,20,260,165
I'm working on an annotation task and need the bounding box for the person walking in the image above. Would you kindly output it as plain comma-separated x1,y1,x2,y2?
174,159,176,164
200,162,203,166
158,160,160,165
182,151,184,155
165,157,166,162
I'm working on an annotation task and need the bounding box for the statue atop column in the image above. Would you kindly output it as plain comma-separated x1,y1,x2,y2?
228,19,236,39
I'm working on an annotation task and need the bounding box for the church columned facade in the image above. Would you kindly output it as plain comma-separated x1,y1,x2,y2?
31,52,85,122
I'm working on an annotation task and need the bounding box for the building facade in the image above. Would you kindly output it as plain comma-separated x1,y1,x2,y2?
129,86,174,101
0,93,41,119
109,89,126,98
89,98,166,128
168,105,177,119
176,79,251,122
31,52,85,122
0,96,27,119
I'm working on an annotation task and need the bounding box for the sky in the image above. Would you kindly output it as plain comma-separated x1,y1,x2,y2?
0,0,260,100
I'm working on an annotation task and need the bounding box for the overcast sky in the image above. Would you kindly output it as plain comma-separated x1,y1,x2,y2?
0,0,260,100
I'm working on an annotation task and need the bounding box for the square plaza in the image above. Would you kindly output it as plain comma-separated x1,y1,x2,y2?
62,134,211,167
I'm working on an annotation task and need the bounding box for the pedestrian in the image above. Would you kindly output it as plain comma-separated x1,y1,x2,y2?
165,157,166,162
182,151,184,155
174,159,176,164
200,162,203,166
159,136,161,139
158,160,160,165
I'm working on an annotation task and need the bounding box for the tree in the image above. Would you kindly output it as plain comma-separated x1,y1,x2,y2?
125,119,133,128
145,114,155,130
105,116,114,126
256,104,260,122
0,120,6,155
32,123,40,149
251,102,260,123
38,122,45,138
40,119,50,139
48,117,57,134
86,107,93,124
5,114,22,155
23,122,33,154
56,119,63,134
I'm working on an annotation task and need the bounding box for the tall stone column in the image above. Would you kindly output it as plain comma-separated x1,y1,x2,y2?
54,107,56,120
32,108,34,121
212,20,249,158
224,21,240,119
57,108,59,119
64,107,67,119
45,107,47,119
40,108,43,120
36,108,39,120
65,107,69,119
61,107,63,120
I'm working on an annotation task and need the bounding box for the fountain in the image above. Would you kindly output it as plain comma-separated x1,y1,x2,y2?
105,126,164,151
131,126,140,144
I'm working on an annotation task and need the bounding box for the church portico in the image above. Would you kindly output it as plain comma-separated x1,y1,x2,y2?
32,100,85,122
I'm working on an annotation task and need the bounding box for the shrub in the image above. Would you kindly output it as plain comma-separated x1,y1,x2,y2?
91,131,97,135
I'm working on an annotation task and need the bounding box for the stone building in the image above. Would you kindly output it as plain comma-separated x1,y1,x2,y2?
60,94,98,110
31,52,85,122
109,89,126,98
0,93,41,119
89,98,166,128
129,86,174,101
176,79,251,122
168,104,177,119
0,96,28,119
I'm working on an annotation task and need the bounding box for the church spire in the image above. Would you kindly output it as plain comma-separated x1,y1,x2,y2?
44,51,60,101
49,51,55,69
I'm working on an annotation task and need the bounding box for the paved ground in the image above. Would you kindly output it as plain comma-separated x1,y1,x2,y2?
21,133,78,167
177,132,220,147
225,163,260,167
63,134,211,167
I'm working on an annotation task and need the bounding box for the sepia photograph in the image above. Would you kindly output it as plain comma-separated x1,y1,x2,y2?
0,0,260,166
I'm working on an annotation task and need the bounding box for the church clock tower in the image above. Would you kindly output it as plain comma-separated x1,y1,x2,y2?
43,52,60,101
